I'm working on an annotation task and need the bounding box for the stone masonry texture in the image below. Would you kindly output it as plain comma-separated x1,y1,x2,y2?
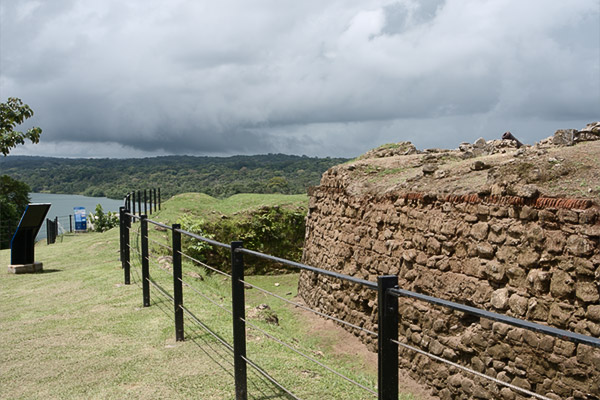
299,169,600,399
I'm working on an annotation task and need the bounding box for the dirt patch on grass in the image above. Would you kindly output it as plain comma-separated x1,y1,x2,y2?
293,297,436,399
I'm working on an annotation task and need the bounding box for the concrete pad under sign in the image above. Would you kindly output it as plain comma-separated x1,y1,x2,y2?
8,262,43,274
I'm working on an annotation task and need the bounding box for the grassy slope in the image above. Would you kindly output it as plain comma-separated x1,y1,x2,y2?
1,193,418,399
153,192,309,223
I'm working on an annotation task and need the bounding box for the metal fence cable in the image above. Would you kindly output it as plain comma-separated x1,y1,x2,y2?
147,219,172,231
146,277,175,303
179,250,232,279
145,255,174,278
241,355,302,400
239,278,377,337
241,318,377,397
180,305,234,352
178,277,233,315
129,245,141,258
176,228,231,249
145,235,173,252
389,339,552,400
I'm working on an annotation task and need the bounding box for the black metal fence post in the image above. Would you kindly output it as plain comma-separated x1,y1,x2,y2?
158,188,161,210
69,215,73,232
149,190,153,215
231,241,248,400
119,207,125,268
138,191,142,216
153,188,157,212
132,191,136,215
172,223,184,341
378,275,399,400
123,210,130,285
141,215,150,307
144,190,148,215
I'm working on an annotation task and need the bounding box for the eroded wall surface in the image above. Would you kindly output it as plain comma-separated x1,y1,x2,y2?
299,171,600,399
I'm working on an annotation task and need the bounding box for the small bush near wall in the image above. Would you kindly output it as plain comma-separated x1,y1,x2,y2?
179,205,306,274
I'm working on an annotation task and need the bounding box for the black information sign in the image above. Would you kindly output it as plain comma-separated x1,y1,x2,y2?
10,203,51,265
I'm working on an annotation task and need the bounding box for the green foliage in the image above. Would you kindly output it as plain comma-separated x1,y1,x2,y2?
155,193,308,274
88,204,119,232
0,175,30,249
0,154,348,200
194,205,307,274
176,213,214,262
0,97,42,156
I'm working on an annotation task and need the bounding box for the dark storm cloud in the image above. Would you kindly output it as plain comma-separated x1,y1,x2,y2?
1,0,598,158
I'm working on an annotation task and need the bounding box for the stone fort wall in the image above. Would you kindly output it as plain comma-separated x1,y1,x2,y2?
298,171,600,399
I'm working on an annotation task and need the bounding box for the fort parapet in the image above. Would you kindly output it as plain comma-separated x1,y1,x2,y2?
299,125,600,399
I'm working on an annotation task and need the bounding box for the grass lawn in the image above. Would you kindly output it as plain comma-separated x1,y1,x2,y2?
1,192,424,399
1,228,415,399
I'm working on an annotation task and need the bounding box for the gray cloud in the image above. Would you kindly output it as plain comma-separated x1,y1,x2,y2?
1,0,598,158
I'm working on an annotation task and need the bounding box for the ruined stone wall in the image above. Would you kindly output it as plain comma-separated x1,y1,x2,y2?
299,172,600,399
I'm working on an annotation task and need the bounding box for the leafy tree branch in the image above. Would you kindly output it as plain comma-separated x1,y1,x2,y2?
1,97,42,156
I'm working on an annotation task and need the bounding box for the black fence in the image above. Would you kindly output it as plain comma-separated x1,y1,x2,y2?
124,188,161,217
118,206,600,400
43,215,74,245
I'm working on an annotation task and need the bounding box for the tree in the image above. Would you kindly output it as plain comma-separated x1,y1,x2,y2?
1,97,42,156
0,175,30,249
0,97,42,248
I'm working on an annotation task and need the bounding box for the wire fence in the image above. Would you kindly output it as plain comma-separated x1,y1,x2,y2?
118,206,600,400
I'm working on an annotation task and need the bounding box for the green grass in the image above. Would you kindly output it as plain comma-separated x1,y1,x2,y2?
152,193,308,224
1,234,418,398
1,193,421,399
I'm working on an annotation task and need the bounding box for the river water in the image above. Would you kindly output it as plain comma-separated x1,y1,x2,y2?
30,193,125,240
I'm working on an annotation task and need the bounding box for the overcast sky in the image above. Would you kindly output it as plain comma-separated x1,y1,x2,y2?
1,0,599,158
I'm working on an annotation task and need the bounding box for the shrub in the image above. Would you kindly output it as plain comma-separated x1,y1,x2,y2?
88,204,119,232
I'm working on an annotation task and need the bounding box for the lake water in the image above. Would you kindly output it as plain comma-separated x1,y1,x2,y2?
30,193,125,240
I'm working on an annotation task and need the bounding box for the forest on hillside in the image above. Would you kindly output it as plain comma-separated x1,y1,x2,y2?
0,154,348,200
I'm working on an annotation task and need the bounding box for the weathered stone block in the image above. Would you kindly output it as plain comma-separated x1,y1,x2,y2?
545,230,566,254
508,293,528,317
470,222,489,241
587,305,600,322
576,343,600,369
490,206,509,218
519,206,538,221
496,246,517,262
557,209,579,224
491,288,510,310
477,242,495,259
485,260,506,282
527,298,549,321
575,282,599,303
426,237,442,255
548,302,573,328
488,224,506,244
506,265,528,287
517,249,540,268
579,208,597,224
566,235,595,257
527,269,551,295
550,270,575,299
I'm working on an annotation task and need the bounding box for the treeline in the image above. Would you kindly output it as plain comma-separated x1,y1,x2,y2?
0,154,347,199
